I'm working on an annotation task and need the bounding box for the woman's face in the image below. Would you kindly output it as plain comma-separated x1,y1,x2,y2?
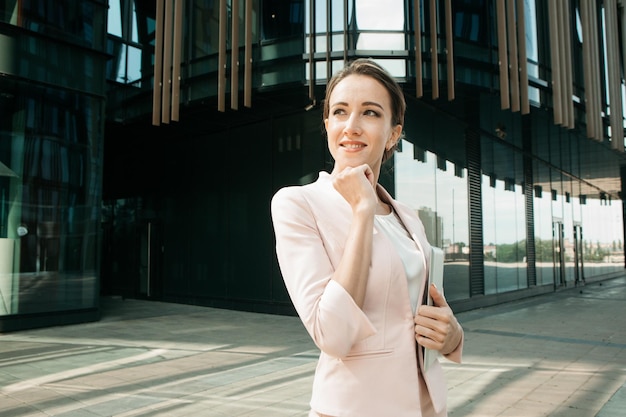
325,74,402,178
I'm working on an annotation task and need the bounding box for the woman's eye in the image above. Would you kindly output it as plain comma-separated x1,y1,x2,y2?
332,108,346,116
364,109,380,117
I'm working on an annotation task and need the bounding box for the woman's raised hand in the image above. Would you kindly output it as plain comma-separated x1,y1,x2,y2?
331,164,378,216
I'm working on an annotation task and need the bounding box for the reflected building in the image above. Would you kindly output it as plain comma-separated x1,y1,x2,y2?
0,1,106,331
417,207,443,249
1,0,625,331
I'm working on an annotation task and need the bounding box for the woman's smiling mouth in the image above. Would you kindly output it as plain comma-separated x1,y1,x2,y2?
341,142,366,149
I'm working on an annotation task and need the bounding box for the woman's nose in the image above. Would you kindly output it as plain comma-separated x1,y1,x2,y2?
343,113,361,135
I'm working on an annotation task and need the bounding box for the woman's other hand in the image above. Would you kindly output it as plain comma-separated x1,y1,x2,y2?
414,284,463,355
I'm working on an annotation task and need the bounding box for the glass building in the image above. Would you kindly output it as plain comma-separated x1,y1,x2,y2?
1,0,624,331
0,1,107,331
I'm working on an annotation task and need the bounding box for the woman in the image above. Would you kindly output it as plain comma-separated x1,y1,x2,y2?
271,58,463,417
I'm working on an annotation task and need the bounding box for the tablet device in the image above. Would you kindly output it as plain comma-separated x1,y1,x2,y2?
427,246,444,306
424,246,444,371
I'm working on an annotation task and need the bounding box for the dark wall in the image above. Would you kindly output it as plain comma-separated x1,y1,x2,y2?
103,106,329,314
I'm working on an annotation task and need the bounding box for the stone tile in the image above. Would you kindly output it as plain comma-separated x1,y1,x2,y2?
0,277,624,417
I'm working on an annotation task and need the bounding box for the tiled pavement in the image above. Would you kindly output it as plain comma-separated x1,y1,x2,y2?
1,276,625,416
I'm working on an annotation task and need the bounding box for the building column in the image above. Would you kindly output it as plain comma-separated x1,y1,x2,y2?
465,97,484,297
522,114,537,286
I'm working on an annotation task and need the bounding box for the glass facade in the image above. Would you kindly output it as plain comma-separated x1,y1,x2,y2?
0,82,103,315
99,0,623,314
1,0,624,330
395,141,470,302
0,1,107,331
581,197,624,278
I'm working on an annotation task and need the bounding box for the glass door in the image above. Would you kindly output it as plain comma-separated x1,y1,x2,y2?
138,220,162,299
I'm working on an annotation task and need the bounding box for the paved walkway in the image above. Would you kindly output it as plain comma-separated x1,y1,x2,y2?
1,276,625,417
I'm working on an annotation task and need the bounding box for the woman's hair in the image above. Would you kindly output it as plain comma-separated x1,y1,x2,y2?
323,58,406,163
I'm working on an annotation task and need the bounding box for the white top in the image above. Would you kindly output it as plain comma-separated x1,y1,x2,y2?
375,210,425,313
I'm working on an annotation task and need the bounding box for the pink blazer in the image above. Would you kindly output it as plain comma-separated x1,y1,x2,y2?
271,172,463,417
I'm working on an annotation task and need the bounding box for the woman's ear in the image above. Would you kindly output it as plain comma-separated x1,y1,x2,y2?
387,125,403,150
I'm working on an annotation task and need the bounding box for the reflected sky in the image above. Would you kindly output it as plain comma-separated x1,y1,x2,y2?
395,140,470,246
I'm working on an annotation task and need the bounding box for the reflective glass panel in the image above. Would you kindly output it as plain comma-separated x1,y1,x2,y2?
262,0,304,40
108,0,122,37
581,197,624,278
354,0,404,30
395,141,470,302
0,81,102,317
483,175,527,294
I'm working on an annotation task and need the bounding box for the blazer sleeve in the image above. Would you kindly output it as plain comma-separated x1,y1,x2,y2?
271,186,377,358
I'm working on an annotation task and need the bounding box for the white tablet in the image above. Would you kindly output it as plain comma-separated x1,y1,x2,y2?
424,246,444,371
427,246,444,306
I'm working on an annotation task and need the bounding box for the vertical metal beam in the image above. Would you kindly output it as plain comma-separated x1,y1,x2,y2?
606,0,618,142
121,0,131,40
555,1,574,129
516,0,529,114
496,0,509,110
161,0,173,123
562,1,574,128
581,0,595,139
606,0,615,141
583,0,602,141
584,0,599,139
244,0,252,107
506,0,519,112
326,0,332,81
218,0,227,112
343,0,348,64
444,0,454,100
621,2,626,95
590,1,603,140
231,0,240,110
309,0,316,104
613,0,623,146
620,1,626,147
548,0,562,125
17,0,23,26
429,0,438,99
414,0,423,97
606,0,624,150
171,0,184,121
152,0,165,126
557,1,567,127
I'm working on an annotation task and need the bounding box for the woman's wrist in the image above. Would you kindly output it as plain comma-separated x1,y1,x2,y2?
441,320,463,355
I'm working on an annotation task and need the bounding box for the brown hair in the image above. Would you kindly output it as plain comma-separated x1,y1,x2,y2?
323,58,406,163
